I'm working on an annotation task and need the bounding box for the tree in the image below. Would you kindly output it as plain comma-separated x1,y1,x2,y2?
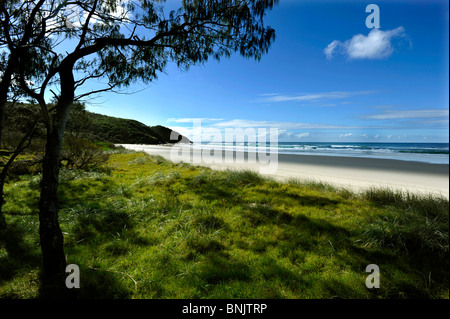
11,0,277,282
62,103,110,170
0,0,51,227
61,136,109,169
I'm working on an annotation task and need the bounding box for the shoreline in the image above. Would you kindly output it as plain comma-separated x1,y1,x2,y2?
119,144,449,198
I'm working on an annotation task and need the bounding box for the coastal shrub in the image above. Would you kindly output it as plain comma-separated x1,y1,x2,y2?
4,160,41,179
61,136,109,170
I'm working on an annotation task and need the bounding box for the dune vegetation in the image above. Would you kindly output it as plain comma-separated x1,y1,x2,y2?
0,150,448,299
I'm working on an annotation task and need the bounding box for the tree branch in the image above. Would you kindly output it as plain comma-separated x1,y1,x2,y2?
75,0,99,52
74,82,120,101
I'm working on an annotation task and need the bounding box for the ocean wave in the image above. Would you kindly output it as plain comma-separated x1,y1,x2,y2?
196,142,449,164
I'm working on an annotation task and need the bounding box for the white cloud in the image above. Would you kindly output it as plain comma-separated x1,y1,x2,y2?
296,132,311,139
325,27,407,60
277,131,292,140
259,93,282,97
211,119,358,130
167,118,224,123
339,133,353,138
167,125,226,142
258,91,375,103
361,109,449,120
324,40,341,60
263,92,349,102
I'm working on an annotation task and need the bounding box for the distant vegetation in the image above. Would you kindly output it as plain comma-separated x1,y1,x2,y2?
4,102,190,148
86,112,191,145
1,102,190,175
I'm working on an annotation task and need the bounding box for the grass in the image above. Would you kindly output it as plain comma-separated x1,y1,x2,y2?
0,151,448,299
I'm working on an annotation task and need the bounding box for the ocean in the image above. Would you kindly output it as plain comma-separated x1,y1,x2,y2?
199,142,449,164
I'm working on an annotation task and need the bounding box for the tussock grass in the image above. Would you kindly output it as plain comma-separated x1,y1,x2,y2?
0,151,448,299
361,188,449,254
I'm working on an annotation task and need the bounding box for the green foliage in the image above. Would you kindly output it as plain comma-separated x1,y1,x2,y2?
3,159,41,180
61,136,110,170
6,102,190,147
0,151,448,299
1,103,45,153
86,112,187,145
65,102,94,139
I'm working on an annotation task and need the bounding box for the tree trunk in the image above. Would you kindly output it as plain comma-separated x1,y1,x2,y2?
39,128,66,279
38,61,75,281
39,106,74,282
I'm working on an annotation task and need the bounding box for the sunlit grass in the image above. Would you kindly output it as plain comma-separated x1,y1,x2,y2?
0,151,448,299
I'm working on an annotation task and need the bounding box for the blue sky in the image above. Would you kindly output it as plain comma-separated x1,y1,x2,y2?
86,0,449,143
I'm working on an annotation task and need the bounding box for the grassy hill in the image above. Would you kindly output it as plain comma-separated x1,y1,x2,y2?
85,112,191,145
4,102,190,147
1,102,191,176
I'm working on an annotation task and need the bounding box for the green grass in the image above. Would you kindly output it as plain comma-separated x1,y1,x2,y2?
0,151,448,299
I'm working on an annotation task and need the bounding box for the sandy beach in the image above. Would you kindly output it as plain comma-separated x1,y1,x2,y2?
119,144,449,198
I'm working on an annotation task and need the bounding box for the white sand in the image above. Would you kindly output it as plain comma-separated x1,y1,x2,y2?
119,144,449,198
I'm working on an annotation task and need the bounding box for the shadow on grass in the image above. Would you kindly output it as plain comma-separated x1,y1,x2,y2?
198,252,253,284
57,173,120,207
190,182,240,204
191,182,444,298
291,213,447,298
57,201,155,298
185,170,265,205
253,187,341,208
187,251,308,298
0,217,132,299
36,264,133,299
0,220,41,292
